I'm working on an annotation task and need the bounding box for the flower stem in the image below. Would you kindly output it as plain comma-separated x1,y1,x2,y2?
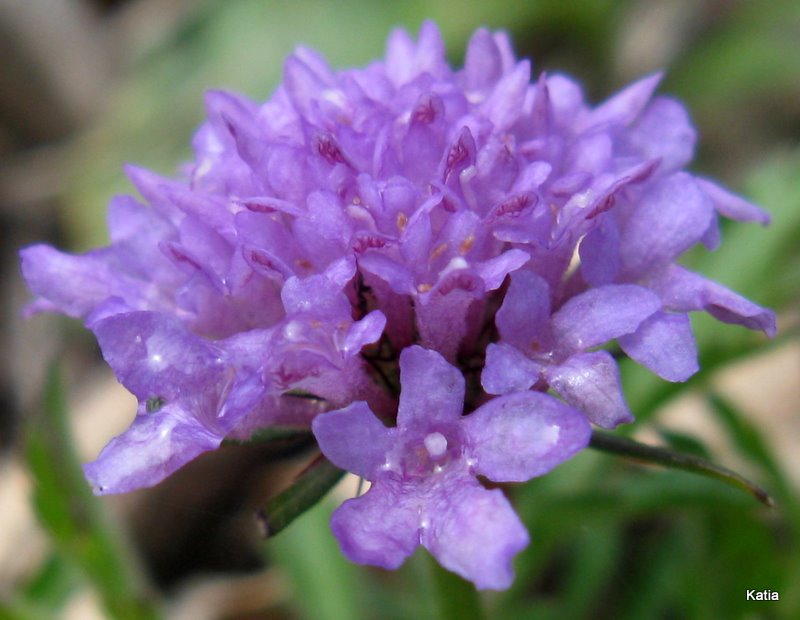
257,455,345,537
589,430,774,507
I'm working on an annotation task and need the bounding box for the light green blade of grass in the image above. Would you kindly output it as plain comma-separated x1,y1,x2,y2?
24,364,160,620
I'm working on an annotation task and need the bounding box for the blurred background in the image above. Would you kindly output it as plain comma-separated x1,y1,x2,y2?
1,0,799,618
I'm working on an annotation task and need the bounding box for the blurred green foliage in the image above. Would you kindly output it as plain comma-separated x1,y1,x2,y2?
17,0,800,618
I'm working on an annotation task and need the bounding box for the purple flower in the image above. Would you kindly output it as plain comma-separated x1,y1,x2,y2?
483,270,662,427
312,346,590,589
18,19,776,588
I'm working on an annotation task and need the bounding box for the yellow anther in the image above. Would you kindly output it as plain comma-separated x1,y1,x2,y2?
396,212,408,232
459,234,475,255
430,243,448,260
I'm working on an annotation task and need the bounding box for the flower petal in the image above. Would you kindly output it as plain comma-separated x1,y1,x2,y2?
83,403,220,494
421,478,529,590
464,391,591,481
653,266,776,337
619,311,699,382
330,482,420,569
481,342,542,395
20,245,130,319
546,351,633,428
583,72,662,129
619,173,715,278
463,27,504,94
696,177,771,225
342,310,386,354
629,97,696,173
551,284,660,352
312,401,394,479
495,269,552,351
92,312,224,403
474,248,530,291
579,214,619,286
397,346,465,427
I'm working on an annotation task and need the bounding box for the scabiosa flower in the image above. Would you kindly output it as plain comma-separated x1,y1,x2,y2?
19,21,775,588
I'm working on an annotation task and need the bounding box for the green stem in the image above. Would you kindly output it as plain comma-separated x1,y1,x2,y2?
427,554,484,620
257,455,345,537
589,430,774,507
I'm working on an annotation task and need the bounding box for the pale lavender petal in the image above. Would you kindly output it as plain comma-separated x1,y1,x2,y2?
696,177,771,225
312,401,394,479
385,27,416,85
619,173,715,278
83,403,220,494
357,253,416,295
654,266,776,337
280,261,354,317
551,284,660,352
283,51,335,119
481,342,542,395
463,27,503,93
330,483,420,569
397,346,465,427
464,391,591,481
92,312,224,402
629,97,696,173
579,215,619,286
293,191,353,262
414,287,476,361
342,310,386,354
495,269,551,351
20,245,125,319
700,213,721,251
619,311,699,382
415,21,448,77
546,351,633,428
474,248,530,291
583,72,662,129
481,60,531,130
421,479,529,590
546,74,586,129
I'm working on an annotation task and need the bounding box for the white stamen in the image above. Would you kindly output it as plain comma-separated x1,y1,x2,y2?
424,432,448,458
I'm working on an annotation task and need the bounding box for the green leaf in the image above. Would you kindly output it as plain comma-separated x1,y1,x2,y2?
656,428,714,460
0,597,55,620
589,430,774,507
21,552,80,612
257,455,345,538
706,392,794,507
25,364,160,620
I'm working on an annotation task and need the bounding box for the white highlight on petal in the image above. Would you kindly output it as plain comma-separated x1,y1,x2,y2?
144,339,166,370
283,320,303,341
159,420,175,440
320,88,347,109
541,424,560,447
424,431,448,458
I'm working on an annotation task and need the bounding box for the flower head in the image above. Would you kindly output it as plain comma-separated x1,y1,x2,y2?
19,20,775,589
